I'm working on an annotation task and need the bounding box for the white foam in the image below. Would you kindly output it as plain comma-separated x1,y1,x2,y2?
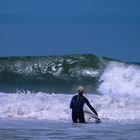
0,92,140,121
98,62,140,97
82,69,99,77
0,92,72,120
70,68,99,78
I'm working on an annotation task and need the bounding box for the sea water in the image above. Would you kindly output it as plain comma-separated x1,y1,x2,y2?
0,54,140,139
0,93,140,140
0,119,140,140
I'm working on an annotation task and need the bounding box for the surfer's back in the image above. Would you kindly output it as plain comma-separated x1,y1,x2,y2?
70,86,98,123
70,94,86,111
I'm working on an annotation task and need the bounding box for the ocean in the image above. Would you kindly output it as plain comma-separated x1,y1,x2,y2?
0,54,140,139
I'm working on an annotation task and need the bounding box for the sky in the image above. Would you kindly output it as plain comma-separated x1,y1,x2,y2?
0,0,140,62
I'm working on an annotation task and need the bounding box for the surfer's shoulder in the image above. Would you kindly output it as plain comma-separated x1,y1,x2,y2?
73,95,78,99
83,96,89,102
83,95,87,100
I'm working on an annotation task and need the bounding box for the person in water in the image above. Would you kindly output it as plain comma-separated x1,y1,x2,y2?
70,86,100,123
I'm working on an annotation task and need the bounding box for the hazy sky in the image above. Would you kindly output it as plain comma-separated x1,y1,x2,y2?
0,0,140,62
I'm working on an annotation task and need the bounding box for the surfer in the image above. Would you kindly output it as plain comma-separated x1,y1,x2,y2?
70,86,100,123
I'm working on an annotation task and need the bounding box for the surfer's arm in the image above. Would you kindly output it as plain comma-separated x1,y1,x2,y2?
85,99,98,116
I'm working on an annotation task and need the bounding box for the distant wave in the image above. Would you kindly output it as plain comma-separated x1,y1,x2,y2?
0,54,140,96
0,54,106,93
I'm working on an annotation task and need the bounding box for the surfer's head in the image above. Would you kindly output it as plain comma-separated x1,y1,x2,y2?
77,86,84,95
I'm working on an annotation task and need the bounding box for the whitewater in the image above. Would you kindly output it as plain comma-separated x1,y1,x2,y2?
0,54,140,139
0,92,140,122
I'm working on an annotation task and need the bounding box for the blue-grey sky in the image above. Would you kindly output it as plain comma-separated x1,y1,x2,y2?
0,0,140,62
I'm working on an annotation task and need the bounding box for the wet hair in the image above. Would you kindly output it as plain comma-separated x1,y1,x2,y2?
77,86,85,94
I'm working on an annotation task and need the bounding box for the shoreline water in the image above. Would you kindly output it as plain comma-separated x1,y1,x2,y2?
0,119,140,140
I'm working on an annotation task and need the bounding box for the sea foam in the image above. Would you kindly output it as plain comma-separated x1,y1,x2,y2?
0,92,140,121
98,62,140,98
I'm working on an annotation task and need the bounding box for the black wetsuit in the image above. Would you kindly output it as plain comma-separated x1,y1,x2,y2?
70,94,98,123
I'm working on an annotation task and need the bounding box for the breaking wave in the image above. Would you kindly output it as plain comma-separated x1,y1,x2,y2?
0,54,140,121
98,62,140,98
0,54,106,93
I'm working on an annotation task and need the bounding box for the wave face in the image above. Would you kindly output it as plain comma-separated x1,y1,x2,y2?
0,54,140,95
0,54,106,93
